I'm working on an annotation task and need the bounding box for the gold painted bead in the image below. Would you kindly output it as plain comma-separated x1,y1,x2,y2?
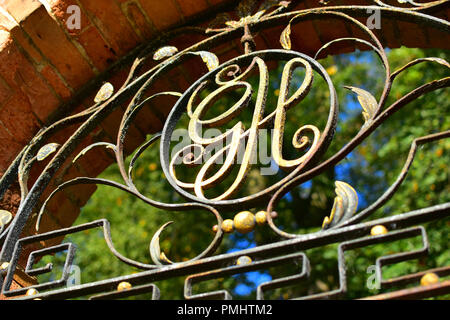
0,262,9,270
117,281,132,291
370,225,388,236
420,273,439,286
255,211,267,226
221,219,234,233
236,256,252,266
233,211,256,234
212,225,219,233
26,288,39,296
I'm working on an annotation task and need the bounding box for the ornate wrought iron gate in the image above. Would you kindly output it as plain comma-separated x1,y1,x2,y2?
0,0,449,300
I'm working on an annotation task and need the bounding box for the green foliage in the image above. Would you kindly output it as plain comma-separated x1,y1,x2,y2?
38,47,449,299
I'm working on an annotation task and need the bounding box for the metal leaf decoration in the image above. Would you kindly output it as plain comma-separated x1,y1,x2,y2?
193,51,220,71
391,57,450,80
37,143,60,161
344,86,378,122
153,46,178,61
322,181,358,229
150,222,174,265
73,142,116,163
0,210,12,227
252,10,266,22
225,20,241,28
94,82,114,104
421,57,450,68
280,24,292,50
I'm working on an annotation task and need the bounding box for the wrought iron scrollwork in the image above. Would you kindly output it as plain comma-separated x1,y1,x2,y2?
0,0,449,300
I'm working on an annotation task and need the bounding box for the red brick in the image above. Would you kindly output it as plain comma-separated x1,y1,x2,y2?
52,156,85,185
207,0,228,5
172,32,205,52
427,29,450,51
0,6,16,31
42,190,80,227
396,21,427,48
10,27,45,65
75,25,118,71
78,0,140,56
98,106,145,155
45,194,82,233
8,53,61,121
5,18,74,103
0,132,23,170
63,181,97,209
0,74,12,106
139,0,182,31
0,184,21,214
127,101,165,135
0,93,40,145
40,64,73,100
105,65,130,90
29,210,65,248
75,148,113,178
0,28,11,50
0,279,23,300
175,0,209,18
71,136,115,178
1,0,42,23
378,19,401,50
122,1,154,41
47,0,91,35
17,4,94,89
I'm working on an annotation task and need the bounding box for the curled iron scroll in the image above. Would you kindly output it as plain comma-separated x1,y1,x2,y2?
161,49,338,209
